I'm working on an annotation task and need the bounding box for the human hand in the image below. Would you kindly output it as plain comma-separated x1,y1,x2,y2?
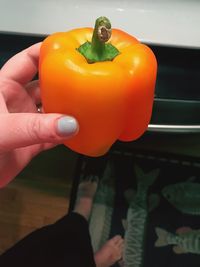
0,43,79,187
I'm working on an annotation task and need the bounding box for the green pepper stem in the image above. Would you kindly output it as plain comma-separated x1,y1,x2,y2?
77,16,120,64
90,17,111,60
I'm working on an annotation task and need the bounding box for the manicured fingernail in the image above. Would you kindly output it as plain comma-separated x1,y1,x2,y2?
57,116,78,137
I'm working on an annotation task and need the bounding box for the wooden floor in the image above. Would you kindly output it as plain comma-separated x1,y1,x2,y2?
0,146,78,254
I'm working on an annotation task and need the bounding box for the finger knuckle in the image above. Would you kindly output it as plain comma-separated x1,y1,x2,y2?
28,116,59,143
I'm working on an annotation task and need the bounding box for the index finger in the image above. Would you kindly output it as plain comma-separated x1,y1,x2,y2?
0,42,42,85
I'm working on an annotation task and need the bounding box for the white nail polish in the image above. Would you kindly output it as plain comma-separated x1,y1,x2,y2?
57,116,78,136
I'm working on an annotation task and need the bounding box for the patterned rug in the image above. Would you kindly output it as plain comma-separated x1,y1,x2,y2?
69,149,200,267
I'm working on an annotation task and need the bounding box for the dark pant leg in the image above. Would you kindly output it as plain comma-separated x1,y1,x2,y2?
0,212,96,267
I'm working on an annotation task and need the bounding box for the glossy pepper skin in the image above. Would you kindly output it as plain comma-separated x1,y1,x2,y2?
39,18,157,157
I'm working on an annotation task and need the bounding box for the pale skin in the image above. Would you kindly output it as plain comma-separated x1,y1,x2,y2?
74,178,124,267
0,43,78,187
0,44,124,266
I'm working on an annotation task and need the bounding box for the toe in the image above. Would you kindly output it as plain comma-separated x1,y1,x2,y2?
110,235,122,244
117,238,124,247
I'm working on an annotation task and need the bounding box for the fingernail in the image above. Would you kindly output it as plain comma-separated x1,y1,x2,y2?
57,116,78,137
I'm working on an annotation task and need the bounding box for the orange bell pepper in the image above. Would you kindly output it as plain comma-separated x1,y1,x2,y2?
39,17,157,157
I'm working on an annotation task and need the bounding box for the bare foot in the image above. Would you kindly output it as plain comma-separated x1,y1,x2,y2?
94,235,124,267
73,176,98,220
77,175,98,198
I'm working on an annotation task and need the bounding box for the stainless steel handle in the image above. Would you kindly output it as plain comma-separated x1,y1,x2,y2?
148,124,200,133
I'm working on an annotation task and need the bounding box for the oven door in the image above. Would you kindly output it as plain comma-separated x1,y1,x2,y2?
148,44,200,134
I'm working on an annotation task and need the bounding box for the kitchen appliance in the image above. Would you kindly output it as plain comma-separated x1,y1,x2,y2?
1,32,200,135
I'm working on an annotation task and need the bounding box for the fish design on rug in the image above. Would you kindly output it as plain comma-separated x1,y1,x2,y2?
89,160,115,253
162,178,200,215
155,226,200,255
122,165,160,267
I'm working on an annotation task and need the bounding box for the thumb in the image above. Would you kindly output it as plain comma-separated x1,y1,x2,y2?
0,113,79,151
